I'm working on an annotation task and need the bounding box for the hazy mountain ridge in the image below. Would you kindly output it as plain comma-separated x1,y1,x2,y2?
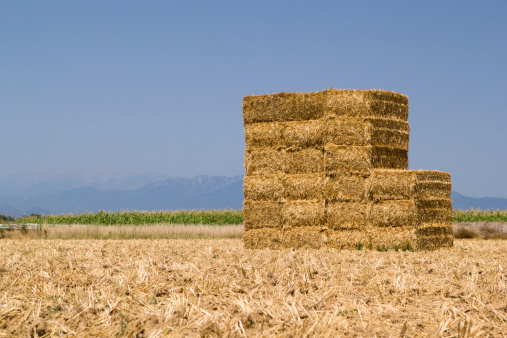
0,175,244,216
0,172,166,197
1,175,506,217
451,192,507,210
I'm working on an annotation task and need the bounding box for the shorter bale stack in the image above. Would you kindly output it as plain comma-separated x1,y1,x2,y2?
243,89,452,250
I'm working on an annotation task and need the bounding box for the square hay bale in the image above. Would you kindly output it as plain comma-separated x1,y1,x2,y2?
244,227,328,249
416,198,452,210
325,174,368,202
416,181,452,199
327,202,367,229
245,147,285,175
325,226,452,251
325,118,370,146
414,170,451,182
243,200,282,230
325,89,409,121
368,119,410,150
243,91,326,124
324,145,371,176
327,227,418,251
417,199,453,226
368,169,414,201
372,146,408,170
282,120,324,149
285,148,324,174
368,90,409,105
414,235,454,250
244,122,284,148
414,171,452,199
284,173,325,200
369,169,452,201
281,200,326,228
324,145,408,176
281,226,327,249
324,229,367,249
243,228,283,250
325,118,409,150
415,225,453,237
243,175,284,201
368,200,417,227
369,198,452,228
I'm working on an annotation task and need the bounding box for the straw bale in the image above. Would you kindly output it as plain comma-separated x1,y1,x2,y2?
414,170,452,199
368,100,409,121
417,198,452,210
243,175,284,201
284,173,325,200
327,202,367,229
243,226,453,250
418,207,452,226
325,118,409,150
324,229,367,249
327,226,451,251
369,169,415,201
325,89,409,121
415,235,454,250
243,228,283,250
368,200,417,227
326,227,418,250
243,200,282,230
368,198,452,228
245,147,285,175
369,169,452,201
244,122,284,148
368,90,409,105
285,148,324,174
281,226,327,249
415,225,453,237
325,118,370,146
324,145,407,176
243,91,326,124
369,127,409,151
413,170,451,182
324,145,371,176
325,174,368,202
416,181,452,199
282,120,324,149
281,200,326,228
244,227,327,249
371,146,408,170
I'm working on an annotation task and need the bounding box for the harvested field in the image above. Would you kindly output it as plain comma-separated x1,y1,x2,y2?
0,224,243,240
1,238,506,337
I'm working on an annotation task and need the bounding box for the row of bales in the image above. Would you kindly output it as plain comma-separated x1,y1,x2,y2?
242,89,452,250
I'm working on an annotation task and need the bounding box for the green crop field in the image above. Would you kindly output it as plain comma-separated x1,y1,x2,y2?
16,210,243,225
11,209,507,226
452,209,507,222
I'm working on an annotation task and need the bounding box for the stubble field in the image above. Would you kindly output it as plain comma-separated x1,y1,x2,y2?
0,238,506,337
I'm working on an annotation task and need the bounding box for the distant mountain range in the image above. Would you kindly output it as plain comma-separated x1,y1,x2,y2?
0,175,244,217
0,175,506,217
450,192,507,211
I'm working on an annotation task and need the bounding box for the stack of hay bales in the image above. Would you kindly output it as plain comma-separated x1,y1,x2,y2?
243,89,453,250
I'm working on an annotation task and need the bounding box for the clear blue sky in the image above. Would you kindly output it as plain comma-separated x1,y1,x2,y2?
1,1,506,198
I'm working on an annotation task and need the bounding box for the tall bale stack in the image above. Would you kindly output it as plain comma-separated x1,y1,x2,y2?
243,89,452,250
